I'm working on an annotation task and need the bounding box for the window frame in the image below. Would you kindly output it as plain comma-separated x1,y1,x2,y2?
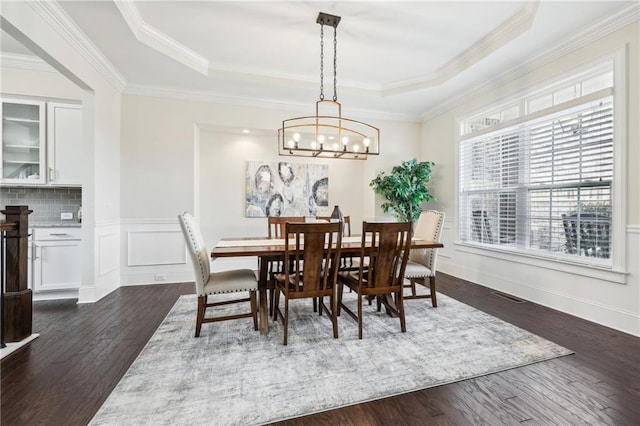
454,49,627,283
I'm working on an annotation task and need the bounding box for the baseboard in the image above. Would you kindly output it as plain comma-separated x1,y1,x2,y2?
438,259,640,337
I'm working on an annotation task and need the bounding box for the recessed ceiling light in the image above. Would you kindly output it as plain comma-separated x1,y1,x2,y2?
242,129,250,134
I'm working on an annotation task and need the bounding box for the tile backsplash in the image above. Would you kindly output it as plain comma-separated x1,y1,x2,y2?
0,187,82,225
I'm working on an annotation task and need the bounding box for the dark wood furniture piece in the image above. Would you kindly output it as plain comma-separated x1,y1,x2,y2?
561,212,611,258
267,216,306,238
1,205,33,345
212,235,442,335
316,215,351,236
266,216,306,313
273,222,342,345
336,222,413,339
178,211,258,337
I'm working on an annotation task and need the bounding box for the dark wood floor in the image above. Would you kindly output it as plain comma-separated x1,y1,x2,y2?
2,274,639,425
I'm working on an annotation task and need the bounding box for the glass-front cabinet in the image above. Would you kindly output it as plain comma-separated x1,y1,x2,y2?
1,98,46,184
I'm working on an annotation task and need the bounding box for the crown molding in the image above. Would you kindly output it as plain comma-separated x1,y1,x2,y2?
420,3,640,120
123,83,420,123
0,52,56,72
381,3,539,96
114,1,209,76
26,0,127,91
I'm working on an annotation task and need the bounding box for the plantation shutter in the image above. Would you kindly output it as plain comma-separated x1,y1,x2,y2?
459,94,613,260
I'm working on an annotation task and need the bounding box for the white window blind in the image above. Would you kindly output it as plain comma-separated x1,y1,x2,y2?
459,95,613,263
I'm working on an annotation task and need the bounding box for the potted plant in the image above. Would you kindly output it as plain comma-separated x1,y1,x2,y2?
369,158,435,222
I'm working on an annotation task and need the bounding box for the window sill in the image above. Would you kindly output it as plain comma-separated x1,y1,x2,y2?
454,242,628,284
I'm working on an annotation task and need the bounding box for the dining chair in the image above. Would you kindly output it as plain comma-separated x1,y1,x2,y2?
268,216,306,238
178,211,258,337
272,222,342,345
316,215,351,236
337,221,412,339
265,216,306,314
404,210,445,307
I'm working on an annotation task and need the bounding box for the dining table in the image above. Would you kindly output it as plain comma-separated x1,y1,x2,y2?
212,235,444,334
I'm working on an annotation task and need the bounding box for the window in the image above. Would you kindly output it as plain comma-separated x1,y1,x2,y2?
459,64,615,265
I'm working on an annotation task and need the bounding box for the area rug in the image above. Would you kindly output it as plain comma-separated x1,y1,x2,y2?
90,291,572,425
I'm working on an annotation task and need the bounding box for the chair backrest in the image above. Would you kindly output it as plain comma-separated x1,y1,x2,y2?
316,215,351,236
472,210,493,243
562,213,610,258
282,222,342,295
410,210,445,271
358,221,412,291
268,216,306,238
178,211,210,296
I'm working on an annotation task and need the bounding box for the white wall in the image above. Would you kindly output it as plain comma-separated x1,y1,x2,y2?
422,22,640,336
119,94,421,284
1,1,122,303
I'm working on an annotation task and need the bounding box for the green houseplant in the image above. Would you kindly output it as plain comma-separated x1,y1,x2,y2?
369,158,435,222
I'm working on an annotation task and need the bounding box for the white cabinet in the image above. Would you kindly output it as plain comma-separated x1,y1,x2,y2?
1,97,82,186
1,98,46,184
32,227,82,292
47,102,83,186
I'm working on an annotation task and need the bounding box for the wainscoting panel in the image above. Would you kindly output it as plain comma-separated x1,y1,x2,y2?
127,230,186,267
121,219,192,286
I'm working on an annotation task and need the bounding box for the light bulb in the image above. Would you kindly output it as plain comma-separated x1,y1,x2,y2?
318,134,325,143
293,133,301,142
341,136,349,145
287,140,295,148
363,137,370,147
332,143,339,150
353,144,360,152
310,141,317,150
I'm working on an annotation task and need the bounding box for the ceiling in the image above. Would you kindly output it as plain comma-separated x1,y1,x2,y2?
1,1,636,120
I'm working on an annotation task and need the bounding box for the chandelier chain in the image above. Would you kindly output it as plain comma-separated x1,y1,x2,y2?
319,24,324,101
333,26,338,102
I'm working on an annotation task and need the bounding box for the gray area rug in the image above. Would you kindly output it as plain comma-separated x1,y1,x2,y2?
91,290,572,425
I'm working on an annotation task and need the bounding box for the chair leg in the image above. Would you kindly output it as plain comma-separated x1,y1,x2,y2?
195,295,205,337
430,276,438,307
313,297,318,312
318,297,323,316
283,298,289,345
398,291,406,333
250,290,258,331
410,279,417,296
273,287,281,321
337,282,344,316
357,291,363,340
331,293,338,338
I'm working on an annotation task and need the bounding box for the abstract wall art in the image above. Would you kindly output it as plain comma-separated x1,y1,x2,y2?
246,161,329,217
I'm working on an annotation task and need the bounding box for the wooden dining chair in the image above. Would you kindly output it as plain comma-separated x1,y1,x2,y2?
404,210,445,307
337,221,412,339
273,222,342,345
178,211,258,337
265,216,306,314
315,215,351,236
268,216,306,238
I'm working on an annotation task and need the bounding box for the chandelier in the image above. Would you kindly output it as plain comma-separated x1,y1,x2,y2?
278,12,380,160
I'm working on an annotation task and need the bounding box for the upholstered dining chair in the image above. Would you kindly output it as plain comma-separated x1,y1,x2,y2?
273,222,342,345
178,211,258,337
403,210,445,307
337,221,412,339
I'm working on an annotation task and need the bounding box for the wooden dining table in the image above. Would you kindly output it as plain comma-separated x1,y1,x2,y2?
212,236,444,334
